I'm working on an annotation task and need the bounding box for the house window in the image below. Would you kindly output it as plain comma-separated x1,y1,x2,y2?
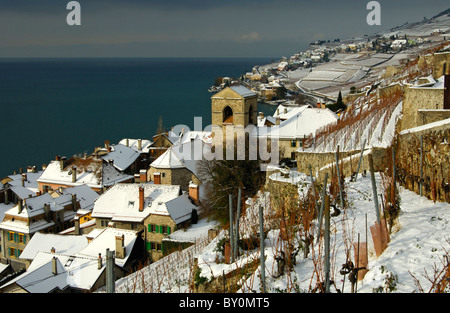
8,232,14,242
149,224,171,234
290,140,297,147
157,243,162,252
9,247,21,258
19,234,26,244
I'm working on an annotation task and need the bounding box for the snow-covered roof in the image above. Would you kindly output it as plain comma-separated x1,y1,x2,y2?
4,171,43,199
257,115,276,127
60,184,99,212
0,193,77,233
1,227,141,292
170,130,212,146
37,158,133,190
261,108,338,139
91,183,182,223
150,148,185,169
7,171,43,189
76,227,139,268
150,133,209,180
156,193,197,225
1,251,104,292
19,232,89,260
101,144,140,172
273,104,311,121
229,85,257,98
118,138,152,153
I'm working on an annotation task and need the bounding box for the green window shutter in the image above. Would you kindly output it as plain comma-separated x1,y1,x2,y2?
14,233,18,243
167,226,171,235
146,242,151,250
155,225,159,233
148,224,151,232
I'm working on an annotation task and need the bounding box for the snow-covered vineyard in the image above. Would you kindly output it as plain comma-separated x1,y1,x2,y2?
108,172,449,293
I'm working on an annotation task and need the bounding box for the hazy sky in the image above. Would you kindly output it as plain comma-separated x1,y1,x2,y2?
0,0,448,58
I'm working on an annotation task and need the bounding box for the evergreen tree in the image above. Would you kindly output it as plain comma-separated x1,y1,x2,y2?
326,91,346,112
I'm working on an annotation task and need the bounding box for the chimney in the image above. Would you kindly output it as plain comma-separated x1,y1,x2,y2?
444,74,450,110
104,140,110,149
259,112,264,119
18,200,23,214
44,203,51,222
115,235,126,259
98,253,102,269
139,186,144,212
72,194,77,211
51,247,55,253
276,116,280,125
72,166,77,183
21,173,26,187
138,139,142,151
189,182,200,206
42,164,47,171
74,217,80,235
52,257,57,275
139,169,147,183
60,156,66,171
126,139,129,147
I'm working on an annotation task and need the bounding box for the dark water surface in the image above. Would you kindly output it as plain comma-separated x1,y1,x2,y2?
0,58,276,177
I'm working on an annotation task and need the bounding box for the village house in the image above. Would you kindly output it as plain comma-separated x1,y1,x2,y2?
0,227,143,293
0,192,81,271
50,184,99,230
90,183,198,262
146,131,209,192
256,106,338,161
148,132,178,163
36,155,134,194
0,169,43,206
257,112,276,127
92,140,143,175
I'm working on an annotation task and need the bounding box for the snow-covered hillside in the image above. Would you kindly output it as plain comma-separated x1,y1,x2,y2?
111,173,450,293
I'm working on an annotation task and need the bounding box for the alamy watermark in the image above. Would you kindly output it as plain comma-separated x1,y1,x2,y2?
367,1,381,26
66,1,81,26
66,2,381,27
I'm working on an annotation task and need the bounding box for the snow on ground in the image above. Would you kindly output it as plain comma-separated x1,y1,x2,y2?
111,171,449,293
154,172,450,293
240,173,450,293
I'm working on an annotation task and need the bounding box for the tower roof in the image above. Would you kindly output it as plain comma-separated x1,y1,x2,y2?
211,85,257,99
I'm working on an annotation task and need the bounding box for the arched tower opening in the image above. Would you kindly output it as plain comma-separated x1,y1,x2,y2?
223,106,233,124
